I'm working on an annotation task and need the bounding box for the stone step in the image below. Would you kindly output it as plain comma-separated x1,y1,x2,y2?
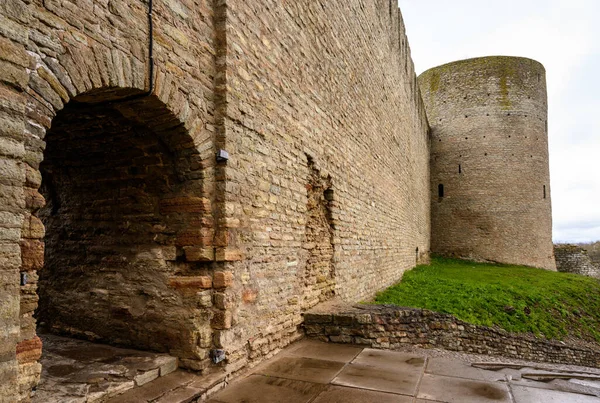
33,334,180,403
106,370,227,403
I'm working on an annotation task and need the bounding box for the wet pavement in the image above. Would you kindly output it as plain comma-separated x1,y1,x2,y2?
208,339,600,403
34,334,180,402
33,335,600,402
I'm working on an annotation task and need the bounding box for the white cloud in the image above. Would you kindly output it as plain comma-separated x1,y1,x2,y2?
399,0,600,242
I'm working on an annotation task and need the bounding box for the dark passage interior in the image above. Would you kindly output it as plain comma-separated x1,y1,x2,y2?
35,94,196,354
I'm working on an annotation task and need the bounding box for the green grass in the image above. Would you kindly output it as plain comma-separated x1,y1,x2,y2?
374,257,600,342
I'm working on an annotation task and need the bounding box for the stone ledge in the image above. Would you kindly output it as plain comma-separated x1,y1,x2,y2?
303,301,600,369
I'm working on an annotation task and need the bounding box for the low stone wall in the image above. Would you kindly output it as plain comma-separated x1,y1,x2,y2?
554,244,600,279
303,303,600,368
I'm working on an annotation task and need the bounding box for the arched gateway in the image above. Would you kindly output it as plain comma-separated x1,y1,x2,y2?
3,3,220,398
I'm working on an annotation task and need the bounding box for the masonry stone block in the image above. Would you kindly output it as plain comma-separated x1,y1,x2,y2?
184,246,214,262
215,248,243,262
19,239,43,271
211,310,232,330
15,337,42,365
169,276,213,292
213,271,233,289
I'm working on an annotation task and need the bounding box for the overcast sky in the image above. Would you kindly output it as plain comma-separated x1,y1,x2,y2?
397,0,600,243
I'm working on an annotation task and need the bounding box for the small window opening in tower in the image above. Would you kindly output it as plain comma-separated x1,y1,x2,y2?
438,184,444,198
415,247,419,262
458,164,462,174
543,185,547,199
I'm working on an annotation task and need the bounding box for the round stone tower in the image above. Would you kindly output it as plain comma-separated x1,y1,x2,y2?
419,56,556,270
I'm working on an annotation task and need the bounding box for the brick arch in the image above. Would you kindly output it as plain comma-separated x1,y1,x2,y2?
2,0,221,399
17,47,216,396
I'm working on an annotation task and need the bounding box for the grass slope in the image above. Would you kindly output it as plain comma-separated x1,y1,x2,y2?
375,257,600,342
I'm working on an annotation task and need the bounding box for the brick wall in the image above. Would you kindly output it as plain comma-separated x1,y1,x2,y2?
0,0,218,400
419,57,555,270
216,0,430,372
555,244,600,278
0,0,431,400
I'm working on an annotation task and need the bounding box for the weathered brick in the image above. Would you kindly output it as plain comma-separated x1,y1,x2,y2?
214,248,243,262
23,188,44,210
19,239,43,271
183,246,214,262
0,36,30,68
20,214,44,239
176,229,213,247
303,313,332,324
211,310,232,330
159,197,210,214
15,337,42,364
213,271,233,289
242,289,257,303
213,292,228,310
168,276,212,291
0,60,28,90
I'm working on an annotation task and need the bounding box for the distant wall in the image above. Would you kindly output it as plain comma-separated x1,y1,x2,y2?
419,57,555,270
555,244,600,278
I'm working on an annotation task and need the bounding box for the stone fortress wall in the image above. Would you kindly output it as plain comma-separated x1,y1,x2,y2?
1,0,221,400
554,244,600,278
0,1,560,402
418,57,556,270
215,0,431,371
0,0,431,401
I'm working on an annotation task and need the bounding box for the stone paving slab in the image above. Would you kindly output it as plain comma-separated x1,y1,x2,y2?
105,371,199,403
311,385,412,403
417,374,512,403
332,362,420,395
330,348,425,396
426,357,517,382
255,356,345,384
352,348,426,371
208,375,325,403
509,378,600,397
511,384,600,403
283,339,362,363
48,337,600,402
208,339,600,403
